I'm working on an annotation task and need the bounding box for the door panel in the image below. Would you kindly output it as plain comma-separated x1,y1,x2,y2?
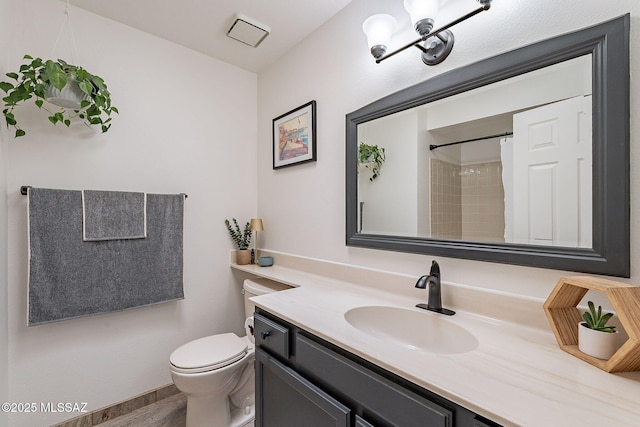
511,96,592,247
255,348,351,427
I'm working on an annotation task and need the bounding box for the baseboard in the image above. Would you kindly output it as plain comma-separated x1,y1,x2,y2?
51,383,181,427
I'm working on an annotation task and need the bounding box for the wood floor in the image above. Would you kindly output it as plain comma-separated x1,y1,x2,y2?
51,385,186,427
98,393,186,427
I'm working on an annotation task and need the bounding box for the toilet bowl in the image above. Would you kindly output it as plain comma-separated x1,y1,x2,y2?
170,278,290,427
170,333,255,427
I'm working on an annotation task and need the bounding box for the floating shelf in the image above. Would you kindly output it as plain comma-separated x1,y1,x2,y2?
543,276,640,373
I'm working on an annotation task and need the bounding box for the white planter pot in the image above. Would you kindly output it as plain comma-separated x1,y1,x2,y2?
45,81,90,109
358,161,374,173
578,322,619,359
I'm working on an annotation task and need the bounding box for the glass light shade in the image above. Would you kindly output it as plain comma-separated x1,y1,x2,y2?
362,14,397,49
403,0,439,26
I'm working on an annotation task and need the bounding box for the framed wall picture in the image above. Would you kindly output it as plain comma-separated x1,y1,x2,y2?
273,100,317,169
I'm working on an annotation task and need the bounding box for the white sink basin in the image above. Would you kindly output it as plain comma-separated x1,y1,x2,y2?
344,306,479,354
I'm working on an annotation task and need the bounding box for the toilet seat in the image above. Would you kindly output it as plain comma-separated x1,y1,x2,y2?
170,333,248,374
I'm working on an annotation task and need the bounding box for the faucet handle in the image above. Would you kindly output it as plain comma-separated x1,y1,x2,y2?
429,260,440,278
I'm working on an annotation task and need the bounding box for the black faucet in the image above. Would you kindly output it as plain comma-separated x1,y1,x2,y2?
415,260,455,316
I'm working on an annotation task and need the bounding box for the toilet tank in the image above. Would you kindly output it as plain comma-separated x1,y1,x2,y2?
243,278,291,318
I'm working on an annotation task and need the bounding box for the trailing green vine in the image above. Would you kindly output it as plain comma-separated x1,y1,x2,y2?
359,142,386,181
0,55,118,137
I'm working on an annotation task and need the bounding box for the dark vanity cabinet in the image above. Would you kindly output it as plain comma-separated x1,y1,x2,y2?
254,309,502,427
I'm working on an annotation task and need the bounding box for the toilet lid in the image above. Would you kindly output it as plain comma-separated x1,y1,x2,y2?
170,333,248,374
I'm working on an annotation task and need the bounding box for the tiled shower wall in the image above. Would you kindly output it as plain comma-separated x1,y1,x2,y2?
430,159,462,240
431,159,505,242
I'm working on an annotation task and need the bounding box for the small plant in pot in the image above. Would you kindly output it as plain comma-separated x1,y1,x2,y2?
578,301,619,359
225,218,252,265
358,142,386,181
0,55,118,138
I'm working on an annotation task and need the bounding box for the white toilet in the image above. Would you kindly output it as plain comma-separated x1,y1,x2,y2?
170,278,290,427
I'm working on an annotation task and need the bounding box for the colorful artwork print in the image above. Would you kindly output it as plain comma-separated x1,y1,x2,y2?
278,112,309,160
273,100,316,169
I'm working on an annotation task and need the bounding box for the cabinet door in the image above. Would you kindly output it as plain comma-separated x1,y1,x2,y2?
256,348,352,427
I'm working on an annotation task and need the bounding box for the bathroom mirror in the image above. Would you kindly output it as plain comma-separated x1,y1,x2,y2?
346,15,629,277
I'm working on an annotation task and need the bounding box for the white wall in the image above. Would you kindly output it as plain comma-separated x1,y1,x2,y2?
358,111,417,235
257,0,640,299
0,138,8,425
0,0,9,423
2,1,257,425
426,55,592,131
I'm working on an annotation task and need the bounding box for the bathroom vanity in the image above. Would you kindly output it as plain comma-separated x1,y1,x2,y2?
231,252,640,426
254,310,499,426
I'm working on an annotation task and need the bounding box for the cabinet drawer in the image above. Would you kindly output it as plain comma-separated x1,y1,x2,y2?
296,334,452,427
254,313,290,359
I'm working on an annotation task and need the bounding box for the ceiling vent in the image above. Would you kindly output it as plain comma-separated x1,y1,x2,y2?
227,14,270,48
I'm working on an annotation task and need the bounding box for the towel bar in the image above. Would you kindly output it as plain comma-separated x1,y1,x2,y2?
20,186,188,198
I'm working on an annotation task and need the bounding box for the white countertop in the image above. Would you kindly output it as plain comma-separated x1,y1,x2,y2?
232,255,640,426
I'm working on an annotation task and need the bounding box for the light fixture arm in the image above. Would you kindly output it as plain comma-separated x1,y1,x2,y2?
375,2,491,64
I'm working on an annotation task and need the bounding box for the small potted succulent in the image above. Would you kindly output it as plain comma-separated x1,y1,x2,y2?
0,55,118,138
358,142,386,181
578,301,619,359
225,218,252,265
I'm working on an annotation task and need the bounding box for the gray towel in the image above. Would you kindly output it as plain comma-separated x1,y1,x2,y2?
28,188,184,326
82,190,147,241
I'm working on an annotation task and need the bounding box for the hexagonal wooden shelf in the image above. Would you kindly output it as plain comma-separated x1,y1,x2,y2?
543,276,640,372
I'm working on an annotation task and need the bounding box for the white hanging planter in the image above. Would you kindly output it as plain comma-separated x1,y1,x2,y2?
358,160,375,169
45,80,90,109
578,322,620,359
45,0,88,110
0,1,118,138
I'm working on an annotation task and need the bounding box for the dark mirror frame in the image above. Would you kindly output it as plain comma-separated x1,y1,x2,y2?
346,15,630,277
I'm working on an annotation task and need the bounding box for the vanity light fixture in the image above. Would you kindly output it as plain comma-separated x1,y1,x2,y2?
363,0,492,65
362,14,398,60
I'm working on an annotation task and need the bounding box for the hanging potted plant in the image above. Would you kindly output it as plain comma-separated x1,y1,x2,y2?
0,55,118,138
578,301,619,359
225,218,252,265
358,142,386,181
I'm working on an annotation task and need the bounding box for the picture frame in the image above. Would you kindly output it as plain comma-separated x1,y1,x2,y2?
273,100,317,169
